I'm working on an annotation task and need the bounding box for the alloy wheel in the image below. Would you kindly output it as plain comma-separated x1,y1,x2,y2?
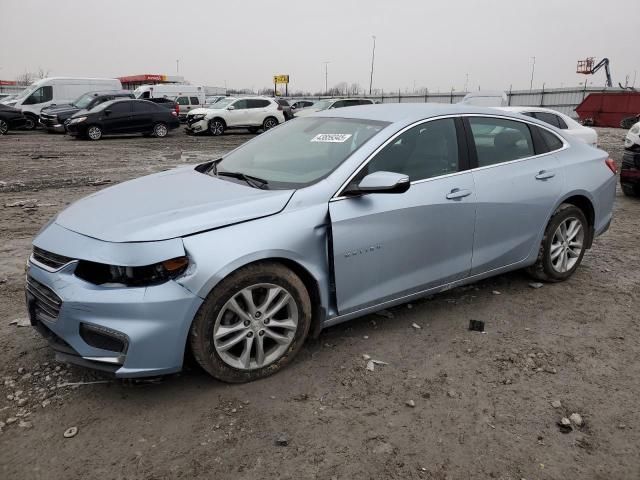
213,283,298,370
264,118,277,130
87,126,102,140
210,121,224,135
154,123,168,137
0,119,8,135
550,217,584,273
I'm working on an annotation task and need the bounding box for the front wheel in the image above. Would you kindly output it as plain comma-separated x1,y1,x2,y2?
209,119,225,136
23,114,38,130
527,204,588,282
262,116,278,131
152,122,168,138
189,262,311,383
86,125,102,141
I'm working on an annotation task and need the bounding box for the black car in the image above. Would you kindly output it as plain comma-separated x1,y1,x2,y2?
275,99,294,121
39,90,134,133
66,99,180,140
621,149,640,197
143,97,180,115
0,104,28,135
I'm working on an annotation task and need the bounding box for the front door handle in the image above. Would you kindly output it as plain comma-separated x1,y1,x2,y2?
535,170,556,180
446,188,472,200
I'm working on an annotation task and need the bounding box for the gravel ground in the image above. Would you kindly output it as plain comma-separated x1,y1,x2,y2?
0,127,638,480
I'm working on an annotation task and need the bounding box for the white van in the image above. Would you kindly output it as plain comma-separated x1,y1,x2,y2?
460,91,508,107
134,84,206,119
7,77,122,129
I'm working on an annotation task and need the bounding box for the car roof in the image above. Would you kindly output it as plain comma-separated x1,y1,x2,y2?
87,90,132,96
498,106,566,115
310,102,543,124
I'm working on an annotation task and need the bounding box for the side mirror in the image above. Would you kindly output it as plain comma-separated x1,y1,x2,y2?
104,109,112,115
345,171,410,195
227,105,235,110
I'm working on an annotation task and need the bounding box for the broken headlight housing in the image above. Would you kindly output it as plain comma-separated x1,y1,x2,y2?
74,256,189,287
190,114,206,121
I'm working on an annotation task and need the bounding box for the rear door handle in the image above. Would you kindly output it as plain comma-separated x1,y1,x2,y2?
446,188,472,200
535,170,556,180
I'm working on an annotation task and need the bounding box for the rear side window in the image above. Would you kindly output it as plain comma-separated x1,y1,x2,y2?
537,127,564,152
176,96,189,105
359,99,373,105
247,99,270,108
190,97,200,105
344,100,360,107
469,117,534,167
132,101,152,113
533,111,561,128
366,118,460,181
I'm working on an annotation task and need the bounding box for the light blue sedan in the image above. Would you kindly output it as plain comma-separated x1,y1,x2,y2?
26,104,616,382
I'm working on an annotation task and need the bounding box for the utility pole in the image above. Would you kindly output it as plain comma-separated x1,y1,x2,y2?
322,61,330,95
529,56,536,91
369,35,376,95
176,59,179,74
464,73,469,92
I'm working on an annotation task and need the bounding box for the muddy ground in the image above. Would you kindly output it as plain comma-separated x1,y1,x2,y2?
0,127,638,480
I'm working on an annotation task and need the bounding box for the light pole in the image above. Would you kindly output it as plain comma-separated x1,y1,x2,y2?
529,56,536,91
322,61,330,95
369,35,376,95
176,59,179,74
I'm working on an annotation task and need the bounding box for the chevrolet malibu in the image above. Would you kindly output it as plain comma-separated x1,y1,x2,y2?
26,104,616,383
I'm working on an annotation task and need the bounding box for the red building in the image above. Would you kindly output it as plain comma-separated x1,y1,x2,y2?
118,74,185,90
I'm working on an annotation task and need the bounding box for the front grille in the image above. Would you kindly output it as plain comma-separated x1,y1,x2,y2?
32,246,74,270
187,116,204,126
39,113,57,125
622,151,640,169
26,276,62,323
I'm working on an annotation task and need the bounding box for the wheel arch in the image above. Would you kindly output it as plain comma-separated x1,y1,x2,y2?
209,116,227,127
556,192,596,248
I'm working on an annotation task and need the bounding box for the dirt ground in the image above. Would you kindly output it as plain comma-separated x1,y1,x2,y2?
0,126,638,480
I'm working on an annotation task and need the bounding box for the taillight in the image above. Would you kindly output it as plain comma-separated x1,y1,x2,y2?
605,158,617,174
277,104,283,111
174,104,179,115
171,111,178,117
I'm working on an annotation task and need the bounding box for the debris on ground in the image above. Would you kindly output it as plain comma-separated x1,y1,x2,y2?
529,282,544,289
375,309,394,319
63,426,79,438
569,413,583,427
87,179,112,186
551,400,562,409
9,318,31,327
411,323,422,330
492,290,501,295
447,390,459,399
275,434,289,446
558,417,573,433
405,399,416,408
468,319,485,332
365,359,388,372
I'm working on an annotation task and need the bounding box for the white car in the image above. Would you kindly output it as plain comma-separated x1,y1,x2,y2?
294,98,374,117
497,106,598,147
624,121,640,150
185,97,285,135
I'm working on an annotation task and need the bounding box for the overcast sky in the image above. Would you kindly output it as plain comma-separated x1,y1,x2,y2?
1,0,637,93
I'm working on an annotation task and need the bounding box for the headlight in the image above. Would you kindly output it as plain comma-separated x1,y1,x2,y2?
69,116,87,124
191,114,205,121
74,256,189,286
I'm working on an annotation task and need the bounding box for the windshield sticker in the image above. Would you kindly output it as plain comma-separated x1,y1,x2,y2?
311,133,352,143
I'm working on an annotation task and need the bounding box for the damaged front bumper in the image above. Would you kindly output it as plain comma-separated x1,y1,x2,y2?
184,118,208,134
26,223,203,378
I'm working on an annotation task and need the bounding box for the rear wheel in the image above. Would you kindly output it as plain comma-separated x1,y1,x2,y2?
0,119,8,135
189,262,311,383
622,184,639,197
263,116,278,131
527,204,588,282
152,122,168,138
86,125,102,141
209,119,225,136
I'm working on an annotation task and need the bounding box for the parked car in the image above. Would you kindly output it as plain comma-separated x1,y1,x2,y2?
460,91,508,107
205,95,226,106
275,99,294,120
185,96,285,135
497,106,598,146
66,99,179,140
26,104,616,382
294,98,374,117
4,77,122,130
39,90,133,133
0,104,27,135
0,94,19,105
621,121,640,196
289,99,316,111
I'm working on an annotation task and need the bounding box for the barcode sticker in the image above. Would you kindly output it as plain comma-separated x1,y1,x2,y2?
311,133,352,143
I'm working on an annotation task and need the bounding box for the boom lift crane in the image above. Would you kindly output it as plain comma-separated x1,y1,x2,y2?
576,57,613,87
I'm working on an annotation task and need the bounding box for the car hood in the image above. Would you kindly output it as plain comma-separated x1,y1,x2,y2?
0,104,23,115
55,166,295,242
188,107,212,116
41,103,76,115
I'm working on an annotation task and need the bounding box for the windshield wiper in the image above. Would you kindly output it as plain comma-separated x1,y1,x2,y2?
217,171,269,189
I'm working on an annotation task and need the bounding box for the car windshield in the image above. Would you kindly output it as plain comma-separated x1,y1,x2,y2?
214,117,389,189
73,93,95,109
313,100,333,111
209,98,234,109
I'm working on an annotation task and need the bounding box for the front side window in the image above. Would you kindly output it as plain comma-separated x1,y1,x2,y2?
365,118,459,181
23,86,53,105
176,96,189,105
469,117,534,167
331,100,346,109
107,102,131,114
214,117,388,188
231,99,248,110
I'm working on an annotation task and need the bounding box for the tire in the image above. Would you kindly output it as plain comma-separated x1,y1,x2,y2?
527,204,588,282
622,184,639,197
23,114,38,130
152,122,168,138
189,262,312,383
86,125,102,141
248,127,259,134
0,119,8,135
262,116,278,131
209,118,225,136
